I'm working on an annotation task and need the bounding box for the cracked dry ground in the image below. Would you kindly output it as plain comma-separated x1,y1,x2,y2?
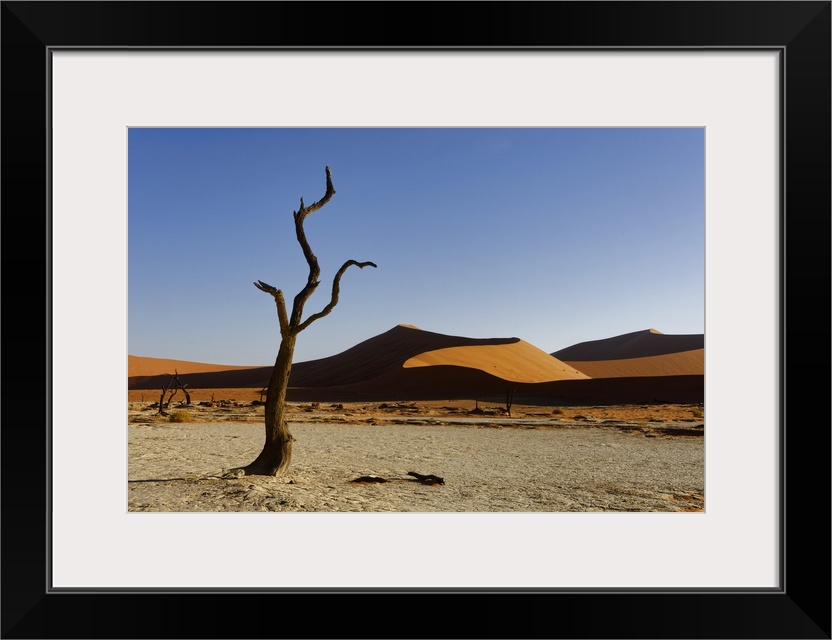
128,401,704,513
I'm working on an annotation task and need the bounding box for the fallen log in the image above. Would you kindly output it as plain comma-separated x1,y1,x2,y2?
350,475,387,483
407,471,445,486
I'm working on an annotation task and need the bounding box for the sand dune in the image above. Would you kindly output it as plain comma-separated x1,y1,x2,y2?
292,324,586,385
129,367,274,392
128,355,264,377
128,324,585,398
559,350,704,378
128,325,704,404
288,324,550,387
128,355,271,392
552,329,704,378
552,328,703,360
403,341,589,383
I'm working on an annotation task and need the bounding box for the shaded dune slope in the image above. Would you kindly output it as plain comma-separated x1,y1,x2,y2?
286,367,703,405
288,324,522,387
128,355,263,377
128,324,585,392
128,356,270,390
292,324,587,387
552,329,704,378
553,328,703,360
128,325,704,404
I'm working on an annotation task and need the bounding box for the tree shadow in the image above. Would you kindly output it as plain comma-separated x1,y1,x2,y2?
128,477,194,484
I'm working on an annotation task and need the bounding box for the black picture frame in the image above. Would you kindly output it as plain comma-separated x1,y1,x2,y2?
2,2,829,638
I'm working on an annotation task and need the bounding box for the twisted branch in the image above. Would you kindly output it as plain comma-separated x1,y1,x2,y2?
293,167,335,280
288,166,336,325
254,280,290,337
255,166,376,337
295,260,378,333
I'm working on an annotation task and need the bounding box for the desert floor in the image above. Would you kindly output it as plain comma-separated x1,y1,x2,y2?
128,395,704,513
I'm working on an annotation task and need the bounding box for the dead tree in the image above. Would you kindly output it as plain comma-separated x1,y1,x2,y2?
165,385,178,408
232,166,376,476
172,370,191,405
506,384,517,417
155,371,192,413
156,377,174,416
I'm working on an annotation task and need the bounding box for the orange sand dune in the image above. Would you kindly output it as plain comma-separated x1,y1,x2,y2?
403,341,589,383
552,328,703,361
289,324,586,387
563,349,704,378
288,324,550,387
128,355,264,377
128,325,704,404
551,329,704,379
128,324,585,392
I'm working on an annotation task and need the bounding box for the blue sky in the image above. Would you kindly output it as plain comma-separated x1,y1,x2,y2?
128,128,704,366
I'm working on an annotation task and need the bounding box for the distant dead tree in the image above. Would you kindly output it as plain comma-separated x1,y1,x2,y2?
172,370,191,405
156,370,191,415
505,384,517,417
156,377,174,416
230,166,376,477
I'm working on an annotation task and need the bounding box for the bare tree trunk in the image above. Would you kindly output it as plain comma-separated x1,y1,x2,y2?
241,336,296,476
156,377,173,416
227,167,376,477
165,386,177,408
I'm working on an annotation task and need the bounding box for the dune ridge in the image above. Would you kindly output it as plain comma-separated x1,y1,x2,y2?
128,355,264,378
552,328,703,361
288,324,524,387
128,324,704,404
403,342,589,383
562,350,704,378
552,328,704,379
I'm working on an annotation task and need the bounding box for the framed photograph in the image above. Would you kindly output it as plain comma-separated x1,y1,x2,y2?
3,2,829,638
